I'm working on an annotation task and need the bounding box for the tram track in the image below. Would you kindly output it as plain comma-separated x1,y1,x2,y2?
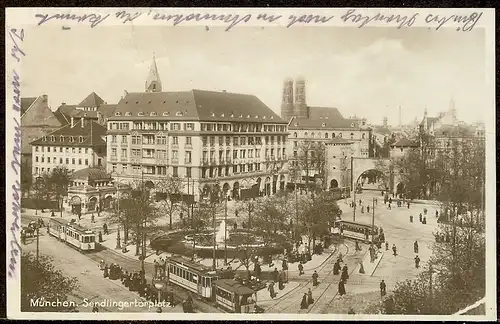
264,243,348,313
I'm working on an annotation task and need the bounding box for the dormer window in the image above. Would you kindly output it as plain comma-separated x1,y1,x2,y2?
255,115,258,118
230,113,234,118
221,113,225,117
138,112,145,116
263,116,267,119
69,136,74,143
351,123,355,127
211,112,215,117
150,112,157,116
294,132,297,138
305,132,308,136
239,114,243,118
42,136,47,141
270,116,274,119
60,136,65,142
115,112,122,116
51,136,55,142
176,111,183,116
125,112,132,116
247,115,250,118
79,136,84,143
162,112,170,116
322,123,326,127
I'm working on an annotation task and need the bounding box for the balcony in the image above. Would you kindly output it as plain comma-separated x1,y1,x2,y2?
210,159,217,165
156,158,168,165
110,141,118,146
184,158,192,165
120,156,127,162
201,159,209,166
110,156,118,162
130,157,141,164
171,158,179,165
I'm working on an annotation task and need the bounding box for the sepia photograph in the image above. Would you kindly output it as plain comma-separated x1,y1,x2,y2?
6,7,496,320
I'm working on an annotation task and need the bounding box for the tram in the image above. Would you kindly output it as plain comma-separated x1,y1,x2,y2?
166,256,218,298
48,218,96,251
333,220,380,243
214,279,256,313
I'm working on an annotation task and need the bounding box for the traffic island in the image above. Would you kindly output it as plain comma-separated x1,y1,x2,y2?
355,249,384,276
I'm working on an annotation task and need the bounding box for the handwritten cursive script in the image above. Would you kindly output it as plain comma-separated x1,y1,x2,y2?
340,9,418,29
9,28,25,62
149,12,252,31
34,12,110,28
9,181,22,278
424,12,483,31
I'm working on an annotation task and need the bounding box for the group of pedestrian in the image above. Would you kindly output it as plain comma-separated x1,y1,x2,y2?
99,260,147,293
300,288,315,309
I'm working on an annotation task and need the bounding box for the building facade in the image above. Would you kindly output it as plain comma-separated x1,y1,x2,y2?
30,117,107,177
324,138,354,191
54,92,117,127
281,78,374,188
107,56,289,200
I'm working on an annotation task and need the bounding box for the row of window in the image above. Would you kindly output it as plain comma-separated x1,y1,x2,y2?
201,123,286,133
41,135,86,143
168,264,199,284
203,135,286,147
112,164,192,178
35,146,92,154
201,163,263,178
292,132,367,139
35,156,90,165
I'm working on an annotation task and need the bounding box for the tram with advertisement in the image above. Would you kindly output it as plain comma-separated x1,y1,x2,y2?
165,256,257,313
48,218,96,251
332,219,381,244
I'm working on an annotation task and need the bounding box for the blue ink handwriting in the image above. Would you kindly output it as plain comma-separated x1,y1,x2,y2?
34,12,110,28
9,28,25,63
115,10,143,24
9,180,22,278
12,117,22,176
256,13,282,23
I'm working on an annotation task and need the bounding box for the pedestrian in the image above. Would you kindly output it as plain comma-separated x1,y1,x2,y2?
154,260,159,278
312,270,319,286
338,252,343,263
278,274,284,290
298,262,304,276
380,280,387,297
422,217,427,224
414,255,420,268
272,268,279,282
407,202,410,209
92,305,99,312
338,279,346,296
419,213,422,223
300,293,308,309
392,244,397,256
282,259,288,271
414,241,419,254
268,282,275,299
355,241,361,251
91,213,95,223
98,231,103,243
410,215,413,223
103,265,109,278
333,260,341,275
103,223,108,235
435,210,439,218
341,265,349,281
254,262,261,279
367,206,370,213
385,241,389,251
307,288,314,305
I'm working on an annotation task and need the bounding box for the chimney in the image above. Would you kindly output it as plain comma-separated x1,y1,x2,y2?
42,94,48,103
81,117,85,128
70,117,75,128
124,90,128,97
61,102,66,106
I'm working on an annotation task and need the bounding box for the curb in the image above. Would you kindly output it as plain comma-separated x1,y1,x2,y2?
369,252,384,276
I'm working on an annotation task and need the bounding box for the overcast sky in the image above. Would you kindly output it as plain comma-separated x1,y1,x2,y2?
21,26,486,125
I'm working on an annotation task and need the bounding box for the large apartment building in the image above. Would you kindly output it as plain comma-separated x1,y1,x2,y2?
107,56,289,200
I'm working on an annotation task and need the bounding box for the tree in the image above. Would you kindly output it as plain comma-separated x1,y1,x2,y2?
252,194,290,246
21,252,79,312
295,140,326,191
21,169,32,198
235,198,257,229
45,166,71,216
156,176,183,230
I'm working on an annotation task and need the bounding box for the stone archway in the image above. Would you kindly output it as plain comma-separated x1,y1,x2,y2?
396,182,406,196
330,179,339,189
70,196,82,215
103,195,113,209
88,196,98,211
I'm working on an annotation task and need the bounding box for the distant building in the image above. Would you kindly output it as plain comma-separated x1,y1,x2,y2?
325,137,354,191
30,118,107,177
390,137,419,158
281,78,374,186
107,55,289,200
21,94,63,182
54,92,117,127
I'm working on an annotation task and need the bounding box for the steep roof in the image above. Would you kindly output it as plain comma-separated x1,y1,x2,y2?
71,167,111,181
30,120,106,147
21,97,37,115
97,104,118,118
54,104,79,125
433,125,477,137
392,137,418,147
78,92,105,107
420,116,439,128
109,90,286,123
289,106,355,129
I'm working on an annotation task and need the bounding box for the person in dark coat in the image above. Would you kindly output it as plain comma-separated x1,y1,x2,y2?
278,275,284,290
407,202,410,209
98,231,103,243
380,280,387,297
312,271,319,286
307,288,314,305
268,282,275,299
298,262,304,276
254,262,261,279
341,265,349,281
414,255,420,268
392,244,397,256
333,260,341,275
282,259,288,271
103,265,109,278
300,293,308,309
103,223,108,235
272,268,279,282
338,279,346,296
419,213,423,223
422,217,427,224
410,215,413,223
414,241,419,253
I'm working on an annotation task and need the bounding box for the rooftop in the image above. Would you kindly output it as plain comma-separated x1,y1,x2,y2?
109,90,286,123
21,97,37,115
392,137,419,147
78,92,105,107
71,167,111,181
214,279,255,295
289,107,365,130
30,119,107,147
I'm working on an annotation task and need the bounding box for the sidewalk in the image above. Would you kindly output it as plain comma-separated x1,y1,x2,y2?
355,249,384,276
256,281,301,302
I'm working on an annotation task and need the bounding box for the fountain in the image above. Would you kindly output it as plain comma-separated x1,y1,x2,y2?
216,220,229,244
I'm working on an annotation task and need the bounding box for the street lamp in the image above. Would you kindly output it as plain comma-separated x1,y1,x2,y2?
153,280,165,302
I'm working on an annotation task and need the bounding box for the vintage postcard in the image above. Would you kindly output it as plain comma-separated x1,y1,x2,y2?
6,7,496,320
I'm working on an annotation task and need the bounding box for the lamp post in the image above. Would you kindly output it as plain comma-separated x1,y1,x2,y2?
371,197,376,244
153,280,165,302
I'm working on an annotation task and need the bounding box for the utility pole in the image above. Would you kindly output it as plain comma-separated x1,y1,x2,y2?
353,185,357,222
371,198,375,244
224,195,228,265
36,226,40,265
212,188,217,270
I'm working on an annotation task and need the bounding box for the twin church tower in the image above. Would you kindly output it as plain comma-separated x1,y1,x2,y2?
281,77,309,121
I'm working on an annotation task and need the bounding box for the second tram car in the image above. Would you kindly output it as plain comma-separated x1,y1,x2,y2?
333,220,380,243
214,279,256,313
48,218,96,251
166,256,218,298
